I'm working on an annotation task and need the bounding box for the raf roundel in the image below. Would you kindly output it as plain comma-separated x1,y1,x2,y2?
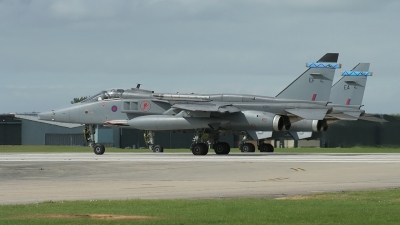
111,105,118,112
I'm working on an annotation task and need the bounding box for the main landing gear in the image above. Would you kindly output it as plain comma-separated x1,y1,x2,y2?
239,135,274,153
84,124,106,155
190,130,230,155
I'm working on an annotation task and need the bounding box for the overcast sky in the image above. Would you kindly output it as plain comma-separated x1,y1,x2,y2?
1,0,399,114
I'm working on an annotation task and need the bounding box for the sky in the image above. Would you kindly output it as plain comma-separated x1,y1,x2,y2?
1,0,399,114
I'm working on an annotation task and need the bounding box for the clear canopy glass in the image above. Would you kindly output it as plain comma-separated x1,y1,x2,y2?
81,89,125,103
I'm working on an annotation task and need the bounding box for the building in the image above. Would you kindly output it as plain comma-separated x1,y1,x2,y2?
0,114,21,145
1,113,397,149
1,113,233,149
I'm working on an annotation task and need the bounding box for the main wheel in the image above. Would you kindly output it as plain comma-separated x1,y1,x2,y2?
213,142,225,154
153,145,164,153
214,142,230,155
93,143,105,155
259,143,268,152
241,143,255,152
266,143,274,152
222,142,231,154
192,143,208,155
221,142,230,154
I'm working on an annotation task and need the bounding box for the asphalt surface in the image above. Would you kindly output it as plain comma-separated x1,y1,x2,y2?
1,153,400,204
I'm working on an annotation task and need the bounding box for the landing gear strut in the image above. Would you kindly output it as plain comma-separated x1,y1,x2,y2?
239,135,255,152
190,129,209,155
189,130,231,155
84,124,105,155
144,130,163,153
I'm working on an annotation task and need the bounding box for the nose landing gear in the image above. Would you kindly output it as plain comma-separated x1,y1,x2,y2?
84,124,106,155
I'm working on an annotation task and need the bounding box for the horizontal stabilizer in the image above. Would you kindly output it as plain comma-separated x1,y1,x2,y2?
246,130,273,140
343,111,363,118
288,131,312,140
285,108,328,120
358,114,387,123
328,113,358,121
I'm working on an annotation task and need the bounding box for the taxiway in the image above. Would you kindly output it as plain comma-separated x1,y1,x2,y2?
1,153,399,204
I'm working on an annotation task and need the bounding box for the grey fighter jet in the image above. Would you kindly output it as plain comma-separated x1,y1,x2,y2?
38,53,341,155
285,63,372,140
283,63,386,142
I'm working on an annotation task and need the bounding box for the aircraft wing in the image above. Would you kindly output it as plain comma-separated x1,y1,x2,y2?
285,108,328,120
172,103,241,113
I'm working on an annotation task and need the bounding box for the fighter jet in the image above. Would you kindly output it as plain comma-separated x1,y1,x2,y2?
285,63,372,140
283,63,386,142
38,53,341,155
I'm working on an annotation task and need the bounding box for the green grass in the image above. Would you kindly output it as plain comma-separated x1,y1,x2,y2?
1,145,400,153
1,189,400,225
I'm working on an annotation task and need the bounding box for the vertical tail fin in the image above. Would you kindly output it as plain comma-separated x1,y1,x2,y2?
330,63,371,106
276,53,340,102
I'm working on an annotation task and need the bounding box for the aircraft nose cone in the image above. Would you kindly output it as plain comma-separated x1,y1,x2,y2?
38,111,55,121
38,108,70,123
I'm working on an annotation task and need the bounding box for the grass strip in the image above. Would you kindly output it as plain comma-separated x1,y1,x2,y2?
0,189,399,225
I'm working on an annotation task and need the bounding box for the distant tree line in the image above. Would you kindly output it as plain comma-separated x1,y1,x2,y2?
71,96,88,104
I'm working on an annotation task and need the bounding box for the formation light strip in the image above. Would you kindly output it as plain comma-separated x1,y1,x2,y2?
342,71,373,76
306,62,341,69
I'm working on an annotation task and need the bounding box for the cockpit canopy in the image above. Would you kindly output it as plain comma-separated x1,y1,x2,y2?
81,89,125,103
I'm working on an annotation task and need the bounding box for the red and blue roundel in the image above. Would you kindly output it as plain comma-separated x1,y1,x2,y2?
111,105,118,112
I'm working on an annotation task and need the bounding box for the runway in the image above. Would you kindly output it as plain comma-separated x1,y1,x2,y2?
1,153,400,204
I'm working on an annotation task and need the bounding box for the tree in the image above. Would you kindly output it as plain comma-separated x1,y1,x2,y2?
71,96,88,104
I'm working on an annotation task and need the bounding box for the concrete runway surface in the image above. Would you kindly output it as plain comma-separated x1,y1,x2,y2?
1,153,400,204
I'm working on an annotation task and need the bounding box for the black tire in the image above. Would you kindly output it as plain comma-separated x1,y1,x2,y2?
266,143,274,152
222,142,231,154
259,143,268,152
214,142,225,154
192,143,208,155
214,142,230,155
221,142,230,154
153,145,164,153
93,143,105,155
242,143,255,152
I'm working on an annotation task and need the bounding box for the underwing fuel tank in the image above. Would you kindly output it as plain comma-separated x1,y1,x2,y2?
126,110,288,132
127,115,224,130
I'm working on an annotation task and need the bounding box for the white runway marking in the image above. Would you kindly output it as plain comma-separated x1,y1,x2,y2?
1,153,400,163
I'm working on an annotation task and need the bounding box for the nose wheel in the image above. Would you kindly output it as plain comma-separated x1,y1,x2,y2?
85,124,106,155
93,143,105,155
144,131,164,153
152,145,164,153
